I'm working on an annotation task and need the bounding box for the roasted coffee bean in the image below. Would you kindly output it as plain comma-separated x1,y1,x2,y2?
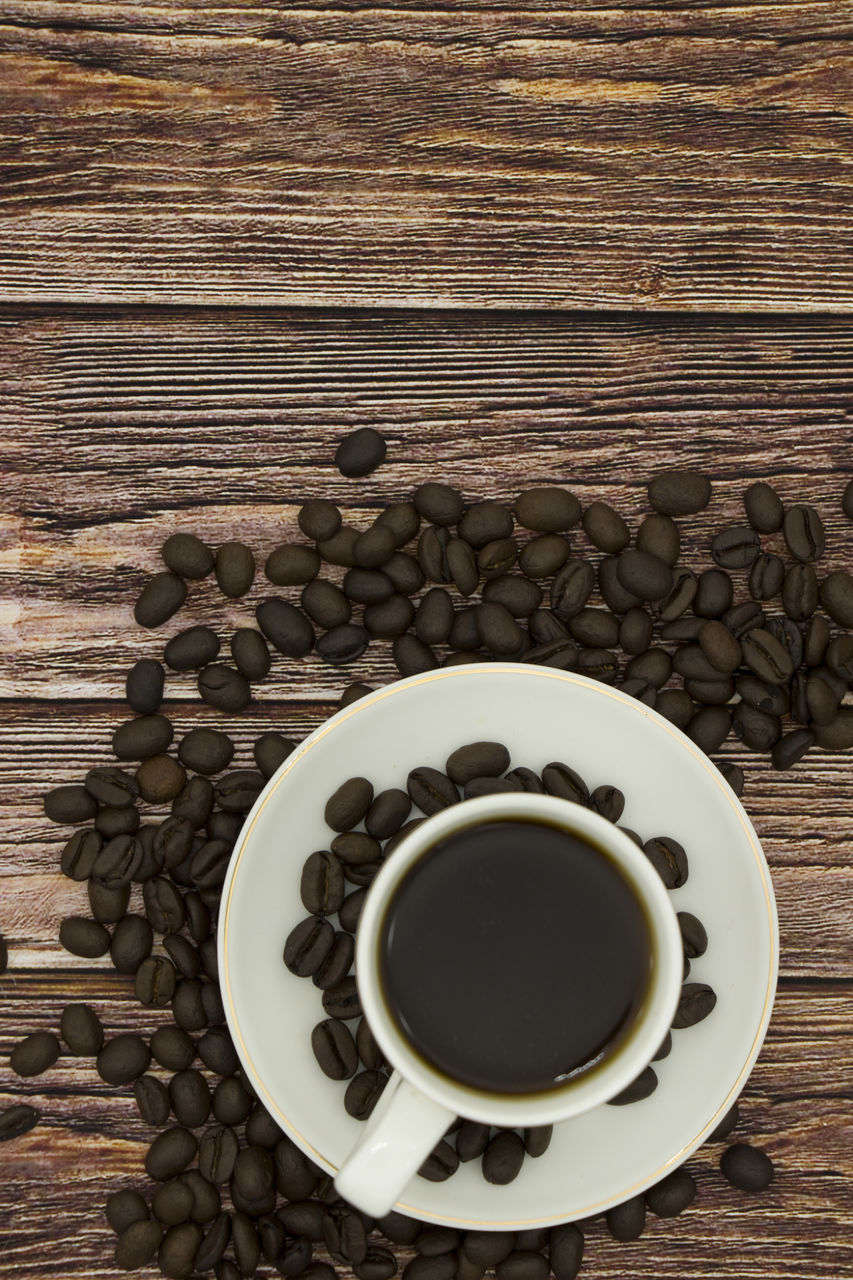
365,595,416,639
780,563,818,622
176,729,233,779
616,549,673,602
661,616,704,642
820,569,853,628
135,572,187,629
654,690,694,730
625,647,672,688
657,568,698,623
197,1027,238,1076
87,875,130,923
542,761,589,805
354,1246,398,1280
298,499,342,542
146,1127,198,1182
212,1075,254,1126
687,706,731,754
61,829,102,880
804,615,831,668
610,610,649,662
636,513,680,567
605,1195,645,1242
157,1222,202,1279
317,624,370,666
196,1124,239,1186
608,1064,658,1105
60,1003,104,1057
59,916,111,958
165,625,220,673
648,470,711,516
265,544,321,588
580,501,628,553
10,1031,60,1078
135,956,177,1007
482,1131,524,1185
403,1257,456,1280
44,784,98,825
331,831,381,866
355,525,397,570
225,628,270,683
313,931,355,990
113,712,175,762
646,1168,697,1217
505,766,546,793
523,638,577,670
446,741,511,786
698,619,742,674
587,784,623,823
379,552,422,598
137,754,187,804
677,911,708,960
457,502,513,549
344,1069,387,1121
174,777,215,830
653,1030,672,1061
720,1142,774,1190
97,1034,151,1085
549,1224,584,1280
523,1125,553,1157
744,480,784,533
407,590,451,647
476,602,524,655
230,1212,261,1276
160,532,213,581
749,553,785,603
215,769,265,813
343,571,393,610
772,727,814,769
711,525,760,569
296,583,351,634
258,1211,286,1263
518,534,568,580
143,876,185,933
569,607,619,649
126,658,165,714
478,537,518,580
198,663,251,713
195,1212,231,1271
461,1232,513,1268
95,805,140,839
273,1136,318,1199
407,766,459,814
317,526,360,568
449,606,483,652
598,555,641,615
110,914,153,974
374,501,420,548
496,1253,549,1280
232,1144,275,1214
335,427,387,478
301,851,346,917
695,570,735,619
312,1019,358,1080
392,633,438,676
134,1073,171,1127
321,976,362,1019
807,673,841,726
742,627,794,683
364,788,410,840
213,541,254,599
280,1234,314,1276
733,703,782,752
483,578,542,623
736,674,789,716
324,777,373,834
115,1218,163,1270
783,503,825,563
106,1188,150,1234
644,836,688,889
93,833,144,887
256,597,315,659
464,776,518,798
241,1105,280,1150
279,1205,325,1246
339,887,367,933
718,761,745,796
673,983,717,1029
150,1026,194,1073
281,916,333,972
418,526,451,583
452,1120,489,1163
515,487,580,532
85,766,139,809
154,817,194,871
419,1139,460,1182
168,1070,211,1128
674,642,722,683
376,1213,420,1247
172,979,207,1032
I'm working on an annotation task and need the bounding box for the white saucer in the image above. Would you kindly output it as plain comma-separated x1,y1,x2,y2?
219,665,778,1229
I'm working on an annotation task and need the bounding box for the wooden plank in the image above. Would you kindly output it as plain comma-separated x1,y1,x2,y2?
0,4,852,308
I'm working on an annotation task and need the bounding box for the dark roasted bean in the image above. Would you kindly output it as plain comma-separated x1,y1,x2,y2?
733,702,782,752
462,1232,513,1267
252,732,295,781
804,615,831,668
717,761,745,796
608,1064,658,1105
143,876,185,933
742,627,794,683
616,549,673,602
365,789,411,840
355,1018,385,1071
355,525,397,570
169,1070,211,1128
674,642,721,683
744,481,784,533
820,570,853,627
542,761,589,805
569,607,619,649
325,777,374,833
598,555,641,615
197,1027,238,1076
85,766,139,808
407,767,459,814
116,1219,163,1270
177,727,234,776
110,914,153,974
673,983,717,1029
589,783,624,823
151,1025,195,1072
318,623,370,666
172,980,207,1033
625,647,672,688
807,672,840,725
257,597,315,658
365,595,415,639
44,784,98,825
230,627,271,681
266,543,321,586
646,1169,696,1217
274,1136,318,1199
695,569,734,619
231,1212,261,1276
284,917,335,977
60,1003,104,1056
173,777,214,830
772,727,814,769
282,1203,328,1243
711,525,760,569
403,1257,456,1280
10,1031,60,1078
215,769,265,813
548,1224,584,1280
354,1246,398,1280
518,534,568,580
165,626,220,672
648,470,711,516
446,741,511,785
656,689,695,730
606,1195,645,1242
378,1213,421,1246
212,1076,253,1126
505,766,546,793
582,501,629,552
749,553,785,602
321,975,362,1019
523,638,577,670
392,632,439,676
199,1125,239,1185
216,542,255,598
687,706,731,754
126,658,165,714
95,805,139,839
657,568,697,622
158,1222,202,1279
312,1019,358,1080
684,675,734,706
87,876,130,923
437,539,475,600
420,1139,460,1182
454,1120,490,1162
196,1212,231,1271
375,501,420,548
482,1131,524,1185
464,775,518,797
137,754,187,804
636,513,680,566
331,831,382,866
736,674,789,716
458,502,514,548
336,427,387,477
698,619,741,673
299,499,342,542
653,1030,672,1061
476,602,524,655
720,1142,775,1190
418,525,451,583
106,1189,150,1235
301,851,346,917
339,887,367,933
523,1124,553,1157
515,487,581,532
135,572,187,629
644,836,688,889
344,1069,387,1120
678,911,708,959
781,563,818,622
313,931,355,990
318,526,360,568
344,569,395,606
135,1073,171,1127
198,663,251,713
415,588,454,644
59,916,111,958
479,537,519,579
382,551,424,597
97,1034,151,1085
496,1253,549,1280
783,504,825,562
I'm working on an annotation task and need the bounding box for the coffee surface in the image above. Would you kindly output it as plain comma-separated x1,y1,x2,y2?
379,819,651,1094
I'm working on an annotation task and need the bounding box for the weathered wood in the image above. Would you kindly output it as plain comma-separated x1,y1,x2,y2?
0,5,852,308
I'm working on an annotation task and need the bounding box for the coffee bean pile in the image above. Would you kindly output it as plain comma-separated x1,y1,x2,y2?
286,744,715,1185
4,458,819,1277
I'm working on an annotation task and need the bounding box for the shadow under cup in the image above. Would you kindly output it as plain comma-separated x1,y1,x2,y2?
363,795,683,1119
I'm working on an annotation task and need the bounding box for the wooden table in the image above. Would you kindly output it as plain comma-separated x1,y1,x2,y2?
2,5,853,1278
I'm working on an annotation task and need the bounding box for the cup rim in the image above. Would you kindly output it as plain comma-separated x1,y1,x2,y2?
355,792,684,1127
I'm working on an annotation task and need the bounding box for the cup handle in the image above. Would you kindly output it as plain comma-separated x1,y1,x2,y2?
333,1070,455,1217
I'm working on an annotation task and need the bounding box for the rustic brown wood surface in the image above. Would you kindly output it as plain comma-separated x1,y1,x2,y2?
1,2,853,309
0,306,852,1279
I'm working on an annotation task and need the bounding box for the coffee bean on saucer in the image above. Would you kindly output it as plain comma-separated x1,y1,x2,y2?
542,762,588,805
673,982,717,1029
344,1070,387,1121
481,1131,524,1185
364,789,411,841
135,572,187,628
339,887,368,933
312,1019,358,1079
454,1121,490,1163
126,659,165,714
523,1125,552,1157
646,1168,697,1217
336,427,387,477
407,767,459,814
314,932,355,990
10,1031,60,1078
301,851,345,917
652,1031,672,1061
446,742,511,786
589,784,624,823
647,470,711,516
198,663,251,713
548,1223,584,1280
331,831,381,866
355,1018,385,1072
643,836,688,889
677,911,708,959
59,916,111,958
605,1194,645,1241
419,1139,460,1182
608,1065,657,1105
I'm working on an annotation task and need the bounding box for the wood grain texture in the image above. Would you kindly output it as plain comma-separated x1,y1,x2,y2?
1,304,852,1277
1,3,852,309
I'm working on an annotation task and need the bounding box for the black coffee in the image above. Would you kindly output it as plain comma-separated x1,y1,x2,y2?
379,818,651,1094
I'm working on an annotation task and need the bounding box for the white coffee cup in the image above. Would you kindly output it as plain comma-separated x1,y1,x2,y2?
334,793,682,1217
